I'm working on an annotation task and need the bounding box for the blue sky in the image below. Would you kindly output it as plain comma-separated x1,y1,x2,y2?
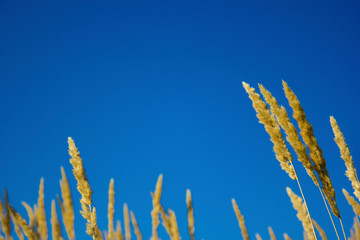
0,1,359,239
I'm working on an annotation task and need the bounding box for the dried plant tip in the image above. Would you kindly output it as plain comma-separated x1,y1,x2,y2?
123,204,131,240
242,82,295,179
342,189,360,217
283,233,292,240
330,116,360,202
51,200,62,240
130,211,142,240
268,226,276,240
59,166,75,240
150,174,163,240
231,199,249,240
255,233,262,240
8,204,39,240
186,189,195,240
35,178,48,240
115,220,123,240
169,209,181,240
312,219,328,240
108,179,115,240
0,194,11,239
286,187,315,240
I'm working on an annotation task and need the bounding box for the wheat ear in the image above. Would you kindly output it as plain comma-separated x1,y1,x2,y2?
283,233,292,240
115,220,123,240
123,204,131,240
312,219,328,240
50,200,62,240
58,167,75,240
186,189,195,240
242,82,295,179
231,199,249,240
108,179,115,240
342,188,360,216
150,174,163,240
0,194,11,240
130,211,142,240
68,137,98,240
330,116,360,201
169,209,181,240
286,187,316,240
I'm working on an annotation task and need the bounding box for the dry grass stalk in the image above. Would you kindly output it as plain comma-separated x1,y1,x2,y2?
286,187,315,240
283,233,292,240
242,82,295,179
268,226,276,240
108,179,115,240
68,137,98,240
259,84,319,186
255,233,262,240
186,189,195,240
13,217,24,240
58,167,75,240
8,205,39,240
312,219,327,240
150,174,163,240
123,204,131,240
231,199,249,240
115,220,123,240
0,195,11,240
330,116,360,202
21,202,36,230
130,211,142,240
35,178,47,240
150,192,172,236
169,210,181,240
50,200,62,240
282,81,339,218
342,189,360,217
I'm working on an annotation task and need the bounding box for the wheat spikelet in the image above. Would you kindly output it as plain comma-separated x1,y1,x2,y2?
255,233,262,240
286,187,315,240
58,167,75,240
115,220,123,240
150,174,163,240
242,82,295,179
342,189,360,217
108,179,115,240
130,211,142,240
268,227,276,240
259,84,319,186
67,137,98,240
231,199,249,240
169,209,181,240
186,189,195,240
8,205,39,240
283,233,292,240
123,204,131,240
0,194,11,240
330,116,360,202
283,81,339,218
50,200,62,240
312,219,327,240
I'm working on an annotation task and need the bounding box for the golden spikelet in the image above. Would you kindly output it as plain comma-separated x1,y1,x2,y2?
242,82,295,179
330,116,360,202
50,200,62,240
115,220,123,240
150,174,163,240
169,209,181,240
268,227,276,240
21,202,35,229
231,199,249,240
0,194,11,240
283,81,339,218
13,217,24,240
259,84,319,186
123,204,131,240
283,233,292,240
8,205,39,240
312,219,327,240
286,187,315,240
342,189,360,217
108,179,115,240
67,137,98,240
255,233,262,240
130,211,142,240
58,167,75,240
186,189,195,240
35,178,47,240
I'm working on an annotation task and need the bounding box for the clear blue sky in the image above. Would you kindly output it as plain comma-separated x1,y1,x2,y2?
1,1,359,239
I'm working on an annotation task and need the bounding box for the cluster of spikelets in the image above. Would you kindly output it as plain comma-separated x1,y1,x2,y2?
0,81,360,240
